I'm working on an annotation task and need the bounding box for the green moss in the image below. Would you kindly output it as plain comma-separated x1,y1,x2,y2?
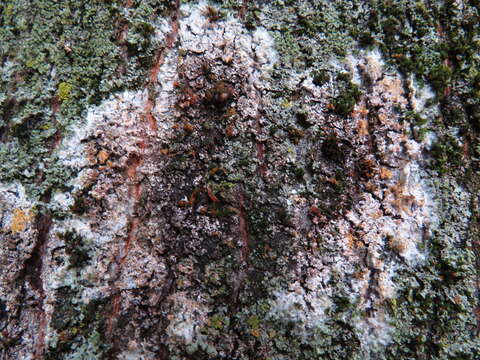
312,70,330,87
332,73,362,116
384,179,479,359
430,135,463,176
62,230,90,269
429,64,453,94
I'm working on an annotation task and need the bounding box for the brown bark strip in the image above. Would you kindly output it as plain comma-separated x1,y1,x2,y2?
256,140,267,177
237,186,249,264
49,95,63,151
29,212,52,359
238,0,248,19
145,0,180,132
231,185,251,307
105,1,181,351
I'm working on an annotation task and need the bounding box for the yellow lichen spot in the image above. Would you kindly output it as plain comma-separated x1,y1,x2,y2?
97,150,109,164
25,59,38,68
247,315,261,337
5,4,14,17
281,99,293,108
380,167,393,180
58,82,73,101
10,208,33,234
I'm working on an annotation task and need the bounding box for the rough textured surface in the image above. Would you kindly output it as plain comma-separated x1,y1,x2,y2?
1,0,480,359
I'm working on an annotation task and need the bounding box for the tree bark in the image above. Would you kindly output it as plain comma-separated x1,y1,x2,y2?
1,1,479,359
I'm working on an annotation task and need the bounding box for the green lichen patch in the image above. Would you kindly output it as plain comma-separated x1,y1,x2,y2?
46,287,107,360
0,0,174,196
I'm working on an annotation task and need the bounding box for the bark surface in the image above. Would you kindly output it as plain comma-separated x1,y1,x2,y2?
1,1,480,359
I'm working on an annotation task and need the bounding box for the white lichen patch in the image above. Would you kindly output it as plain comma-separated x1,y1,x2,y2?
165,292,209,345
268,277,333,339
269,49,440,354
39,2,278,356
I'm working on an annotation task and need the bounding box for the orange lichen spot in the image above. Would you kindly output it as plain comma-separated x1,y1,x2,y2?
137,140,148,150
206,81,235,106
97,150,109,164
353,268,368,280
10,208,33,234
326,177,339,185
160,149,170,155
183,123,194,133
225,125,235,137
392,194,416,215
358,158,377,179
173,80,182,88
222,55,233,65
178,200,189,208
364,182,377,193
209,167,226,176
346,232,356,249
309,205,322,218
251,328,261,338
380,167,393,180
189,188,200,206
388,236,407,253
357,119,369,136
178,86,199,109
224,107,237,118
326,103,335,110
188,150,197,157
203,5,221,21
352,106,369,118
207,187,220,203
392,53,404,59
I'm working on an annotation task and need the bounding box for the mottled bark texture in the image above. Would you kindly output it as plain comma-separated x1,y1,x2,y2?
1,0,480,359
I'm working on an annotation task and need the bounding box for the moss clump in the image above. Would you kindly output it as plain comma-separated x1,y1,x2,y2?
430,135,463,176
46,286,107,360
312,70,330,87
62,230,90,269
321,136,344,162
332,73,362,116
429,64,453,94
